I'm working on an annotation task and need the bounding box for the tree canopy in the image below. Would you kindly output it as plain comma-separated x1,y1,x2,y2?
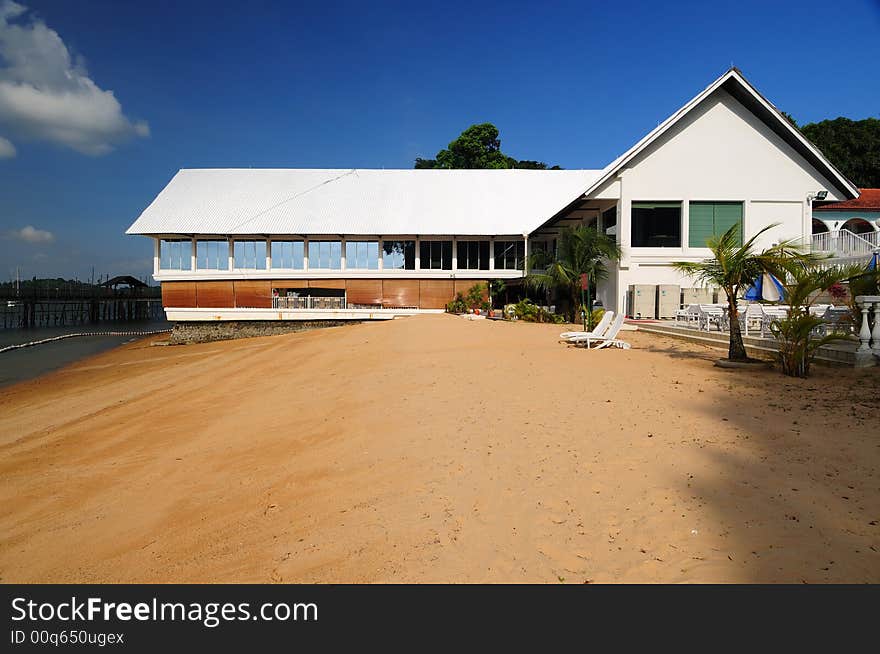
789,116,880,188
415,123,560,170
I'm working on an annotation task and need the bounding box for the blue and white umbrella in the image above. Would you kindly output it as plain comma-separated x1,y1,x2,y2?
744,272,785,302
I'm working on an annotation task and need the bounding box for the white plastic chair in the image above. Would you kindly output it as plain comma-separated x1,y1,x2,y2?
560,311,614,341
567,313,630,349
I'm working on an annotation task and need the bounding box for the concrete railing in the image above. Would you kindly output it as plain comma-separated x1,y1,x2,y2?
854,295,880,367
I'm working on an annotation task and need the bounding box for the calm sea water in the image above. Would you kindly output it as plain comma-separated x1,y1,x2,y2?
0,319,171,387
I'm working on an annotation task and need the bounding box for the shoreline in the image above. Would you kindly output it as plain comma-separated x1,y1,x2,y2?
0,325,170,388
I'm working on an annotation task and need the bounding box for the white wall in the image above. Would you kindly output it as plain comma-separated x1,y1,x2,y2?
595,87,845,315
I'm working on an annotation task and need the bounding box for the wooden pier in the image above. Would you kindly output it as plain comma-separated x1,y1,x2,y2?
1,279,163,329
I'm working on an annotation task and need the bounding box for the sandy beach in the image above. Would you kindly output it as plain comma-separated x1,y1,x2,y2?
1,314,878,583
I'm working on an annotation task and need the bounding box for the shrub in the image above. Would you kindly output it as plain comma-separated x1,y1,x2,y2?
445,293,468,314
503,299,565,323
465,283,486,311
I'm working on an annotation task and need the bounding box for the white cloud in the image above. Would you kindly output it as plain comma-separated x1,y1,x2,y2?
0,1,148,155
0,133,13,157
9,224,54,243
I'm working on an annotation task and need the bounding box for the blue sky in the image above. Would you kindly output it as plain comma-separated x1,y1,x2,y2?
1,0,878,282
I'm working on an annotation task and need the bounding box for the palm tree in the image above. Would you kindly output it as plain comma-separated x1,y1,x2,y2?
769,263,866,377
672,222,815,362
526,225,621,328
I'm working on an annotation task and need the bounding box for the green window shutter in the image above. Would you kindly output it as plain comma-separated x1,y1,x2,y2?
689,202,715,247
713,202,743,245
689,201,743,247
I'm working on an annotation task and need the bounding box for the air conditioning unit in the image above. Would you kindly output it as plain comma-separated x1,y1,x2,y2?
656,284,681,319
627,284,656,319
681,287,714,306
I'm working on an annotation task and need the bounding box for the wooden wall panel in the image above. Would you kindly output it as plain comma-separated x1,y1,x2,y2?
454,279,488,300
271,280,309,290
161,282,196,308
196,281,235,308
234,280,272,308
382,279,420,308
307,279,346,290
346,279,383,306
419,280,455,309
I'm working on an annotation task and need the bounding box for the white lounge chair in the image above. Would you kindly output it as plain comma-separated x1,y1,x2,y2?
567,313,630,349
559,311,614,341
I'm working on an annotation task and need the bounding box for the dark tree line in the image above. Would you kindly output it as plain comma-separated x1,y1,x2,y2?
797,117,880,188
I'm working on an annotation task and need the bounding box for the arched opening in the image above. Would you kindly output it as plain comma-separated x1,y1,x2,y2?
812,218,830,234
841,218,875,235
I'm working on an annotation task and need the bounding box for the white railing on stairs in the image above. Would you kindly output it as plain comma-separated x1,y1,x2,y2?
812,229,880,258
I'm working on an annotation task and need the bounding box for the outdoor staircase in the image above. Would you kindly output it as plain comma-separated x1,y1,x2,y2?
811,229,879,266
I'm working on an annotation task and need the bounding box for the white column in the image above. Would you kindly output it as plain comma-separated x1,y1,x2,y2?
340,237,346,270
451,236,457,271
618,179,631,268
489,238,495,271
377,238,384,270
522,234,528,277
266,238,272,270
857,298,871,353
415,237,421,270
190,238,196,271
303,238,309,270
681,199,690,252
228,238,234,271
153,238,159,277
872,301,880,354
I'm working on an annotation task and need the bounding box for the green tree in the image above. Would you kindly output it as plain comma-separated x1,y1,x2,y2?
673,223,815,362
799,117,880,188
525,226,620,327
414,123,558,170
769,264,865,377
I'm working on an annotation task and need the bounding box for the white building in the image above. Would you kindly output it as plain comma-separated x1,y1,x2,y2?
127,68,859,321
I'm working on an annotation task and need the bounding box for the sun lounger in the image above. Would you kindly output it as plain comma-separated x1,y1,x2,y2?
560,311,614,341
567,313,630,349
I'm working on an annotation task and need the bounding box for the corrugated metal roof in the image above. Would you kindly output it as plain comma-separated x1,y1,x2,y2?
126,168,604,236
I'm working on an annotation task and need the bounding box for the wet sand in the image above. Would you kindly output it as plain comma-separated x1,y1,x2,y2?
1,314,878,583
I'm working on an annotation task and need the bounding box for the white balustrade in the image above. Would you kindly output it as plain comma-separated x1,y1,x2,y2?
854,295,880,366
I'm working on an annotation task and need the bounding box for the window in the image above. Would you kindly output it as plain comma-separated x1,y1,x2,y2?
419,240,452,269
271,241,304,269
345,241,379,269
196,240,229,270
494,240,525,270
382,240,415,270
631,202,681,247
309,241,342,269
233,240,267,269
159,239,191,270
689,202,743,247
602,205,618,238
529,239,556,268
457,241,490,270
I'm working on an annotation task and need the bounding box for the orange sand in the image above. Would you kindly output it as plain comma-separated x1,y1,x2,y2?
1,314,878,583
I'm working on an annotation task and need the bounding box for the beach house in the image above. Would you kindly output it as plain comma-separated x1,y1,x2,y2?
126,68,859,321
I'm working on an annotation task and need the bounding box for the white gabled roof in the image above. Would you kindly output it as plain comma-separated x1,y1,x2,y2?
126,168,604,237
580,67,860,201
